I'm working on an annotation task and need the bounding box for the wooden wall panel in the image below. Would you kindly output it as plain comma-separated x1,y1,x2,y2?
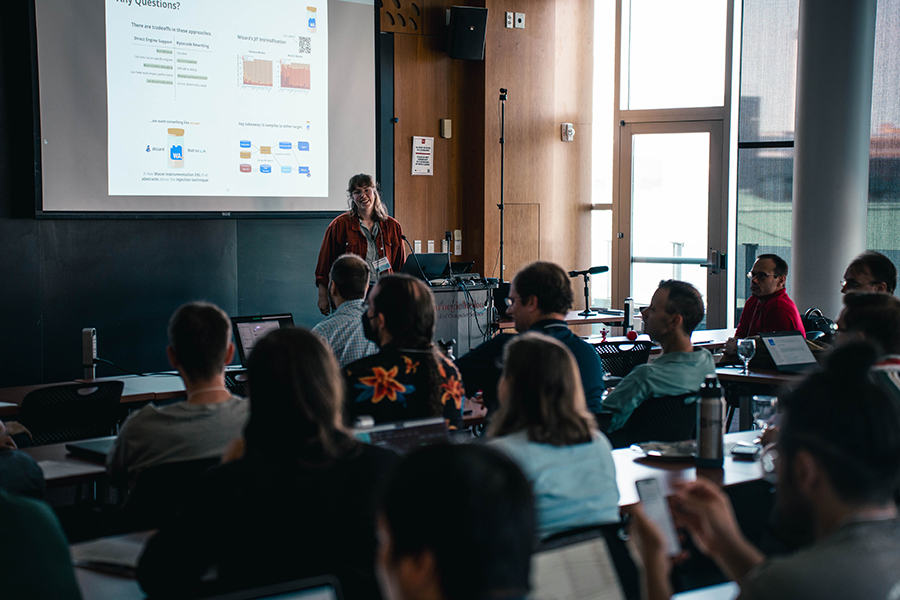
504,203,540,278
481,0,594,284
392,33,454,251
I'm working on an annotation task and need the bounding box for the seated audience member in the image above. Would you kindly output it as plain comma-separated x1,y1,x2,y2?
138,327,399,599
837,292,900,394
456,261,605,414
725,254,804,354
602,280,715,433
344,274,464,429
841,250,897,294
107,302,249,488
0,488,82,599
487,332,619,538
629,340,900,600
312,253,378,367
377,444,535,600
0,420,44,499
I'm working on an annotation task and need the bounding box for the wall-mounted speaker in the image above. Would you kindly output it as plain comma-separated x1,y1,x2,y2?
447,6,488,61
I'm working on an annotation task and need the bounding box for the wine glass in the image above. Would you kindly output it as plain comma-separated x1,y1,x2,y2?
751,395,778,432
737,338,756,375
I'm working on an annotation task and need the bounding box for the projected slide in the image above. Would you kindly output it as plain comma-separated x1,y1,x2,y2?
104,0,327,198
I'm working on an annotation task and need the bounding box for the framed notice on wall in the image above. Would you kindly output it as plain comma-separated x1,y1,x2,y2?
412,136,434,175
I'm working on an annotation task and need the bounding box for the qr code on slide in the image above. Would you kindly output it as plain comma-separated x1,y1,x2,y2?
298,37,311,54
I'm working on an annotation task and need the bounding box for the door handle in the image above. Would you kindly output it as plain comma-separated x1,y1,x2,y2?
701,250,725,274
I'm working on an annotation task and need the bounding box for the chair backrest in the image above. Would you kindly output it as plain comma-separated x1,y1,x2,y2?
225,369,248,398
19,381,125,446
606,392,698,449
593,341,652,377
117,456,221,532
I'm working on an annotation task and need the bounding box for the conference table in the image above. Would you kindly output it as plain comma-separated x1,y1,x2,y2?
0,373,188,418
497,309,625,331
70,430,762,600
716,365,805,430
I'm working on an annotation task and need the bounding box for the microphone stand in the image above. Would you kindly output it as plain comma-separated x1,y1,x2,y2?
444,231,454,282
576,272,595,317
498,88,507,283
401,235,432,287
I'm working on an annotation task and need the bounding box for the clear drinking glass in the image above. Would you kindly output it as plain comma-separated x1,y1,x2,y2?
737,338,756,375
751,395,778,431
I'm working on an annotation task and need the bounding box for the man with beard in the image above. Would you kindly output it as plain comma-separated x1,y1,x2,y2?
344,274,465,430
627,340,900,600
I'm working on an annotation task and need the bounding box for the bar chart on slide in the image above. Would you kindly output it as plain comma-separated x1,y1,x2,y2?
280,61,310,89
241,57,273,87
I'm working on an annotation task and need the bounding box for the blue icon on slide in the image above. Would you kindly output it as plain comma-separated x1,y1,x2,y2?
281,166,292,173
299,166,310,176
240,141,251,148
170,145,183,161
279,142,292,150
260,165,272,173
298,142,310,151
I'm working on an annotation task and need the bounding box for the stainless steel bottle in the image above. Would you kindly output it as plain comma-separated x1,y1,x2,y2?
696,375,725,468
624,297,634,332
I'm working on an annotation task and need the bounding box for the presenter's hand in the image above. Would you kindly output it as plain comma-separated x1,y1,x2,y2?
317,285,331,315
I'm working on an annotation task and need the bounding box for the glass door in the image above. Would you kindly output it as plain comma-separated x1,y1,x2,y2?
615,120,727,328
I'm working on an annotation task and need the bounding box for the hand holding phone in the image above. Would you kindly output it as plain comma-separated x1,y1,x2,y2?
635,478,681,557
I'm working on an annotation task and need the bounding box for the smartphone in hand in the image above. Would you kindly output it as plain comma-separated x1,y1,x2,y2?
636,478,682,556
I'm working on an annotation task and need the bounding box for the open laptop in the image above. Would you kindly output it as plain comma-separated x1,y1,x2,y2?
65,436,117,463
231,314,295,365
530,525,639,600
203,576,343,600
352,417,449,454
400,253,451,281
760,330,818,373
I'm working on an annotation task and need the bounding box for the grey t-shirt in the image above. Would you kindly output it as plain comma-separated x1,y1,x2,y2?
738,518,900,600
107,395,249,486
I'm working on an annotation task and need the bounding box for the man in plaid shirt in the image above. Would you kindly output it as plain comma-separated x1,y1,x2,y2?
313,254,378,367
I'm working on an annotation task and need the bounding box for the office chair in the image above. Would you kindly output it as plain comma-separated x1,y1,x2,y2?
116,456,221,532
603,392,699,449
593,340,652,387
225,369,249,398
18,381,124,446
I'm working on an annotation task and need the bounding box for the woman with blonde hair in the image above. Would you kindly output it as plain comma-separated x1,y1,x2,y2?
488,331,619,538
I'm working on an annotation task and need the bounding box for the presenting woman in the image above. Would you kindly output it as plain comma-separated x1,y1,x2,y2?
488,332,620,539
315,174,405,315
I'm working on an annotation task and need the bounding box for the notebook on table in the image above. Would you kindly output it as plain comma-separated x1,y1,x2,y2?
65,436,117,463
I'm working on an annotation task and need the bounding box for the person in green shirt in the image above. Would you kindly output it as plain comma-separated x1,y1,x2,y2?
602,280,715,432
0,488,82,599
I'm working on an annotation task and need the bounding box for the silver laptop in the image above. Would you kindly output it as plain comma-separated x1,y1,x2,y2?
231,314,295,365
760,330,818,373
202,576,342,600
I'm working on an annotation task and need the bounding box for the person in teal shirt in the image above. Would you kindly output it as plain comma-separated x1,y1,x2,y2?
488,332,619,539
602,280,715,432
0,488,82,599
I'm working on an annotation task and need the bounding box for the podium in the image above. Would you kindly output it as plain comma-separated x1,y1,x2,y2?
431,283,494,356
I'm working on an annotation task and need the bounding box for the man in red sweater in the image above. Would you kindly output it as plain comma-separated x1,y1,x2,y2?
726,254,805,354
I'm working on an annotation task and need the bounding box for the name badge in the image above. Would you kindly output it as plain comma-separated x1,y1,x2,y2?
374,257,391,274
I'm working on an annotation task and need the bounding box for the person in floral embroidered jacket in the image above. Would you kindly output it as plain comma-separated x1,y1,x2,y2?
344,274,465,430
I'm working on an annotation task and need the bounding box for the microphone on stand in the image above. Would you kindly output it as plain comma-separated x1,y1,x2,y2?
568,266,609,317
401,235,432,287
568,266,609,277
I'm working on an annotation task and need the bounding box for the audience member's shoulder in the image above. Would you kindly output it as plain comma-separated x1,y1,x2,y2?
0,450,45,499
